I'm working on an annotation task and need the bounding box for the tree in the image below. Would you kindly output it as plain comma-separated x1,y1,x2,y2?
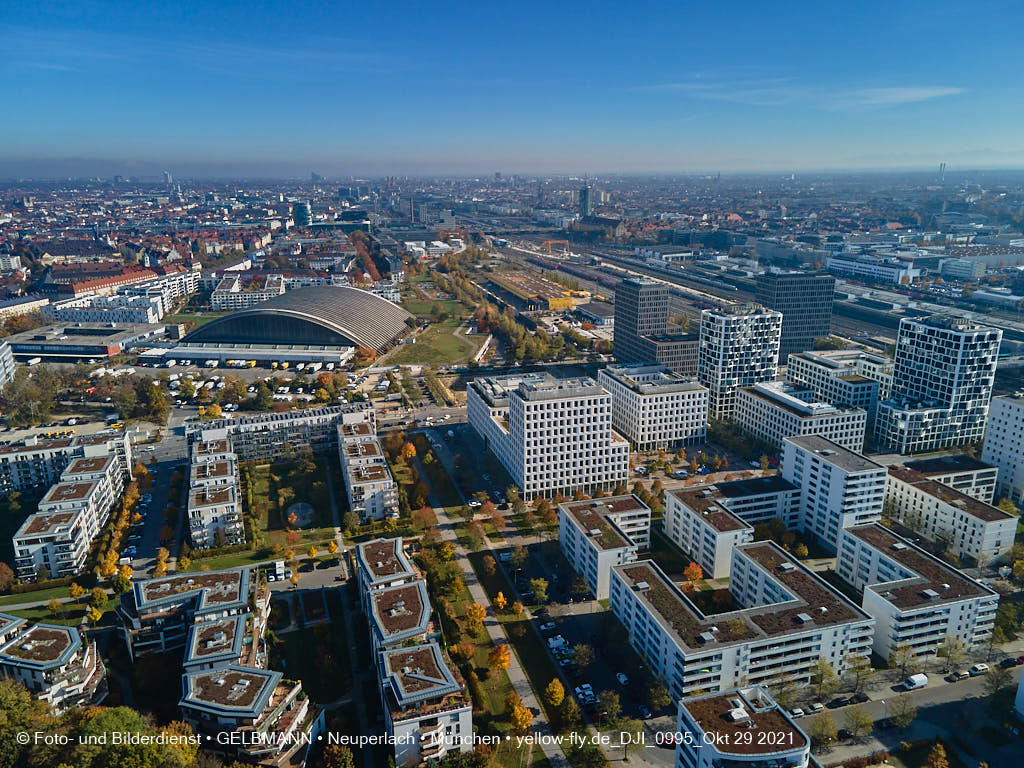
545,678,565,708
983,665,1013,700
494,591,507,611
320,744,357,768
846,654,875,693
810,658,839,698
401,442,417,460
560,696,581,730
647,681,671,711
511,545,528,570
327,540,338,556
511,601,524,617
889,696,916,730
90,587,108,610
290,573,299,587
47,598,63,617
112,573,131,594
0,561,13,593
987,625,1008,660
488,643,511,671
937,635,966,672
599,689,621,724
510,703,533,735
343,509,361,532
86,607,102,625
683,561,703,582
157,547,170,563
996,497,1019,515
888,643,919,678
618,717,643,760
69,582,85,602
483,555,496,576
808,711,837,749
794,543,809,558
844,705,872,739
177,556,190,572
926,742,950,768
529,577,548,604
573,643,595,668
153,560,167,578
770,675,800,710
759,454,770,471
466,603,487,636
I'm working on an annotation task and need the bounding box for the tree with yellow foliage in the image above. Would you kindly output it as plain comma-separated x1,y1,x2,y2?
510,703,533,734
466,603,487,636
494,591,507,611
153,560,167,578
86,607,102,625
488,643,511,670
544,678,565,708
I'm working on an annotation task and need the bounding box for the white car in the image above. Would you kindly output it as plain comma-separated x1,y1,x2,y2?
969,663,990,676
616,673,629,685
808,702,824,713
539,622,556,632
789,708,805,718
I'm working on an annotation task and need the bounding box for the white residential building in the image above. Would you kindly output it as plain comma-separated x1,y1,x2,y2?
826,253,921,284
597,363,708,450
0,341,15,388
188,438,243,549
338,428,398,522
697,303,782,420
786,349,893,422
558,495,649,599
663,488,754,579
902,454,999,503
379,643,473,767
609,544,874,699
0,431,131,497
735,382,867,452
837,524,999,660
982,393,1024,506
0,617,107,714
43,294,164,324
467,373,629,497
885,467,1016,564
186,402,374,461
875,315,1002,454
675,687,810,768
210,274,286,310
781,436,887,552
355,538,418,612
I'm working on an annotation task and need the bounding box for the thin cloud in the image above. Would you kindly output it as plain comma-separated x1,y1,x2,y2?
833,86,965,107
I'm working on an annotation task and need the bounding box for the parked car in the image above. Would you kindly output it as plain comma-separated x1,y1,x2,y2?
837,729,854,741
969,663,990,676
849,692,869,704
875,718,896,731
827,696,850,709
539,622,556,632
947,670,970,682
1000,657,1022,669
616,673,629,685
789,708,805,718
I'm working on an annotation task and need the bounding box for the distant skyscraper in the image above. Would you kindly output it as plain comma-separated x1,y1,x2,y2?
613,278,698,375
755,270,835,361
292,201,311,227
579,185,592,217
697,302,782,420
875,315,1002,454
162,170,172,185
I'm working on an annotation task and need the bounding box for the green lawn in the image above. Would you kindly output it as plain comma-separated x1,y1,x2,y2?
0,583,81,607
400,294,463,318
8,601,117,628
388,318,478,366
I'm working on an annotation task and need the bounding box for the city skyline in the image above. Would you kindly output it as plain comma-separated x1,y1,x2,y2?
4,0,1024,176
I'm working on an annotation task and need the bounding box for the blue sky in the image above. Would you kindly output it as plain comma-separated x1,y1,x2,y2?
1,0,1022,175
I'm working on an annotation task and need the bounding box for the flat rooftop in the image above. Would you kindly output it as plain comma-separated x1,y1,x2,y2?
183,666,277,712
138,568,245,609
357,538,415,583
601,364,705,395
682,688,807,757
784,435,884,473
190,460,235,481
844,524,993,609
888,468,1012,523
742,382,859,419
41,480,98,505
370,581,430,640
559,495,648,550
904,455,996,476
0,624,76,665
188,616,244,660
349,462,392,483
615,546,868,652
16,510,77,537
343,441,383,460
338,422,373,439
64,456,114,475
189,486,237,507
714,474,800,499
381,643,462,708
668,488,752,533
193,439,232,457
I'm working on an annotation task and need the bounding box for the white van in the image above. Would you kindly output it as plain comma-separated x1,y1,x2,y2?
903,673,928,690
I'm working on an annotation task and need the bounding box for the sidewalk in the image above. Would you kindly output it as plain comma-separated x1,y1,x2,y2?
433,503,567,768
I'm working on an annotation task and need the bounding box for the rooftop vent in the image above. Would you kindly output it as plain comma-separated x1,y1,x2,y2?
709,625,720,633
779,562,796,572
892,543,908,551
940,583,950,590
634,581,650,591
726,707,750,723
697,631,716,644
820,449,836,456
921,588,940,600
818,606,828,614
589,529,602,537
795,613,813,624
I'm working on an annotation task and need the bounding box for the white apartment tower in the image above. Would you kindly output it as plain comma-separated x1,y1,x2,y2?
597,363,708,451
781,435,887,551
875,315,1002,454
982,393,1024,506
468,373,629,497
697,303,782,420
